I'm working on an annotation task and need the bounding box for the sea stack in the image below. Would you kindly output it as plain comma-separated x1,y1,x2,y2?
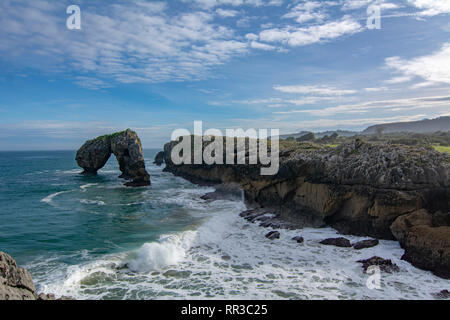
76,129,150,187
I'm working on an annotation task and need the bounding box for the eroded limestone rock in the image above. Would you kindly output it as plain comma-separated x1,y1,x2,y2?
76,130,150,187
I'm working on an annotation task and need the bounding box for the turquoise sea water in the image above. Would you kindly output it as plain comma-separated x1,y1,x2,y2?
0,150,448,300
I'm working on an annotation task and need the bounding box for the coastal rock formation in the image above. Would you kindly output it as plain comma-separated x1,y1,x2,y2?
0,252,36,300
163,137,450,277
0,252,73,300
154,151,165,166
391,209,450,279
75,136,112,175
76,130,150,187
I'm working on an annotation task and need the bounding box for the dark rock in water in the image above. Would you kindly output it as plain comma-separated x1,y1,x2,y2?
265,231,280,240
391,209,450,279
0,251,74,300
76,136,112,175
357,256,400,273
353,239,379,250
434,290,450,299
292,236,304,244
111,130,150,187
201,183,243,202
76,129,150,187
320,237,351,248
153,151,165,166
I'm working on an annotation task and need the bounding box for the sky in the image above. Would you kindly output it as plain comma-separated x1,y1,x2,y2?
0,0,449,150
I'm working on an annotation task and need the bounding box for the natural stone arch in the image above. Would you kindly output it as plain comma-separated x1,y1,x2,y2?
76,129,150,187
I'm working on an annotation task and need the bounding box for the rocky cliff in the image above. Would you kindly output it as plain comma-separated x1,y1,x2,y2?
76,130,150,187
0,252,73,300
163,137,450,278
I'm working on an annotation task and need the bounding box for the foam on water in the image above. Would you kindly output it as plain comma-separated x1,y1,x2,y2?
31,196,450,300
41,191,71,204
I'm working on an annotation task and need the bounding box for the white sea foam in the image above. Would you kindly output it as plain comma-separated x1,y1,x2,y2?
33,189,450,300
128,232,196,272
80,183,98,192
41,191,69,204
79,199,106,206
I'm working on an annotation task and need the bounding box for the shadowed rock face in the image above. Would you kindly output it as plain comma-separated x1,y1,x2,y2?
163,137,450,277
76,130,150,187
76,136,112,175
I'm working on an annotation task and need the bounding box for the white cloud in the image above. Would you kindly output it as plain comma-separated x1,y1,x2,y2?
273,85,357,95
385,43,450,85
274,95,450,116
0,0,249,86
407,0,450,16
216,8,239,17
258,16,362,47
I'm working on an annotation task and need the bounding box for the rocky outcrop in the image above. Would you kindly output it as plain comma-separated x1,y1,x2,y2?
357,256,400,273
391,209,450,279
0,252,36,300
353,239,379,250
163,137,450,277
154,151,165,166
0,252,73,300
320,238,352,247
76,130,150,187
75,136,112,175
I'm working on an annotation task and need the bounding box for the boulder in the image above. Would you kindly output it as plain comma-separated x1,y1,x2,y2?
265,231,280,240
357,256,400,273
76,130,150,187
0,252,35,300
153,151,165,166
434,290,450,299
353,239,379,250
320,237,352,248
391,210,450,279
292,236,304,244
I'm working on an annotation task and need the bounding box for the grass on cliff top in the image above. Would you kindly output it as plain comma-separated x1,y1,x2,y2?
433,144,450,154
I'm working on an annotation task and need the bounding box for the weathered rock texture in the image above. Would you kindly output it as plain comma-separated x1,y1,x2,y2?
391,209,450,279
76,130,150,187
0,252,73,300
154,151,165,166
163,137,450,277
0,252,36,300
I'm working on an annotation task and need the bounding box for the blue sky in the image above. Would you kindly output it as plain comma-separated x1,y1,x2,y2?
0,0,449,150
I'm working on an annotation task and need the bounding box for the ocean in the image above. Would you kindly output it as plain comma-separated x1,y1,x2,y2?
0,150,448,300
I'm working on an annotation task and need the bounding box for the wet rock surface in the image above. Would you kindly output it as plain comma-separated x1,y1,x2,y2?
320,237,352,248
76,130,150,187
353,239,379,250
292,236,304,244
357,256,400,273
391,209,450,279
265,231,280,240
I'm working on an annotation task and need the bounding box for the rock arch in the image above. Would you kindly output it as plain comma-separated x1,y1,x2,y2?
76,129,150,187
